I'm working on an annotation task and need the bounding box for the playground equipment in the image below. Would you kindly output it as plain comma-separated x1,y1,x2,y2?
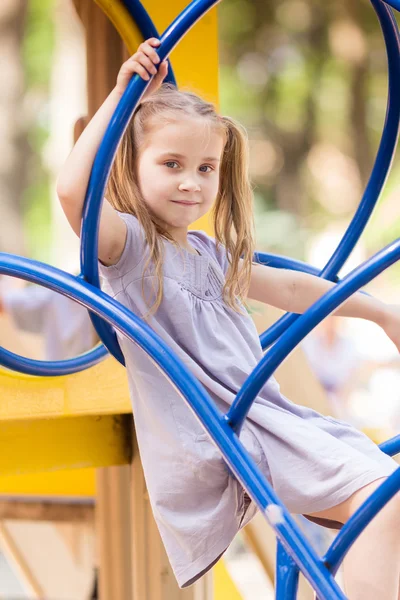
1,0,400,598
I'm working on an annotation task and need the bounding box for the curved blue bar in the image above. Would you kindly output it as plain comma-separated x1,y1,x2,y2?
81,0,221,364
0,263,108,376
323,467,400,575
122,0,177,86
254,252,338,279
320,0,399,280
383,0,400,11
260,0,400,350
227,239,400,433
379,434,400,457
0,338,107,377
0,252,345,600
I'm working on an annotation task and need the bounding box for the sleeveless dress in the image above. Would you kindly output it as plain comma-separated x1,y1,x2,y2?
99,212,398,588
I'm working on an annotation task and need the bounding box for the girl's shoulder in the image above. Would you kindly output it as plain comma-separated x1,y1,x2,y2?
99,211,146,280
188,229,229,275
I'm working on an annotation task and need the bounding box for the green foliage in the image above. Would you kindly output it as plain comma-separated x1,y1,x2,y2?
22,179,51,261
218,0,400,267
21,0,54,259
23,0,55,88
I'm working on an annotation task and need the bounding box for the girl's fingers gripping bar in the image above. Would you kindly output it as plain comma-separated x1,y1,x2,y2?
131,61,150,81
132,52,157,75
140,39,161,65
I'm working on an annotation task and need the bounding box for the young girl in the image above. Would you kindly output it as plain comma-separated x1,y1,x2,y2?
57,39,400,598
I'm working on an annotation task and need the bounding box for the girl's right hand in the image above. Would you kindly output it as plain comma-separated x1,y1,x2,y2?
115,38,169,98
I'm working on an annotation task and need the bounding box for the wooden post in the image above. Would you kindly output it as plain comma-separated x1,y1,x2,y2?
96,465,133,600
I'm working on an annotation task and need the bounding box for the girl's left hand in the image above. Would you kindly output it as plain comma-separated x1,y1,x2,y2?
380,305,400,353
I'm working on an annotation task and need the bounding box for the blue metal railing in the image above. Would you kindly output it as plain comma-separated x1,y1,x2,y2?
0,0,400,598
122,0,177,86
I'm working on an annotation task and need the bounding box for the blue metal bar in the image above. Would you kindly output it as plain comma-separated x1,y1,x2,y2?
276,540,300,600
0,248,336,376
0,272,108,376
323,467,400,576
0,338,107,377
0,252,345,600
379,434,400,457
260,0,400,350
383,0,400,11
80,0,221,364
227,239,400,433
121,0,177,86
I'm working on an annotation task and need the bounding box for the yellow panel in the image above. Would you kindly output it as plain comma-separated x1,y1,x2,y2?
94,0,143,54
0,414,131,477
143,0,219,102
0,468,96,497
0,358,130,421
213,559,243,599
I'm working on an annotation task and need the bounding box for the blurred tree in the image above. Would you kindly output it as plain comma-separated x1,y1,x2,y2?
21,0,54,260
0,0,30,254
219,0,390,255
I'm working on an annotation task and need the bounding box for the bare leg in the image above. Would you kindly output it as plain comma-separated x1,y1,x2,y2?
307,478,400,600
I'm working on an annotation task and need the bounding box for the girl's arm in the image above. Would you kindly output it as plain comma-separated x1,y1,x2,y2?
247,263,385,323
56,38,168,266
247,263,400,351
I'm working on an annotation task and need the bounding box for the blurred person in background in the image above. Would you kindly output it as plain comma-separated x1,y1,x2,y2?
302,316,363,423
0,276,97,360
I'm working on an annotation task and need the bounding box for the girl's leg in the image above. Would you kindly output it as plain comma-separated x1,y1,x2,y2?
307,478,400,600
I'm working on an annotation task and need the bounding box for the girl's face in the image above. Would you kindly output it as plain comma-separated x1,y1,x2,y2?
137,117,224,241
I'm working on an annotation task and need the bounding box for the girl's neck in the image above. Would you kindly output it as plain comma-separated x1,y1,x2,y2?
165,227,197,255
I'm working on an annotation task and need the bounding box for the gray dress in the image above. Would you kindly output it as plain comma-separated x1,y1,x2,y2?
100,212,398,588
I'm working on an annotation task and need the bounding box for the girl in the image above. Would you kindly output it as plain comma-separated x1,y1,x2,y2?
57,39,400,598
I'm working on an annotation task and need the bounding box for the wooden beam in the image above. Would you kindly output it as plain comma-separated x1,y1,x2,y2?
0,413,131,477
0,500,94,522
0,468,96,497
0,522,44,598
0,358,130,421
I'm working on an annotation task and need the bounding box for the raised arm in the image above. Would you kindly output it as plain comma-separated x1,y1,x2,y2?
56,38,168,266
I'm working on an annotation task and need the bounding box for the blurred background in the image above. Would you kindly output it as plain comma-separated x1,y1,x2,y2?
0,0,399,597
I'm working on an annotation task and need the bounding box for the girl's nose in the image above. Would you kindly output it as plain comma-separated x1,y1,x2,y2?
178,180,201,192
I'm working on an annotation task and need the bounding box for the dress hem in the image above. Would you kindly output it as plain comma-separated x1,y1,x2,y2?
177,462,399,587
177,520,241,588
294,462,398,516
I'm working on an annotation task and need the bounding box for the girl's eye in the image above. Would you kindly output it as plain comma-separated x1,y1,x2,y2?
165,161,179,169
199,165,213,173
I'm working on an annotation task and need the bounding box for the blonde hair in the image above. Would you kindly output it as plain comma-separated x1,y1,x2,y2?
106,84,255,317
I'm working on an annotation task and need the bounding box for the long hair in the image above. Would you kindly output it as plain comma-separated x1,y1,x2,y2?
106,84,255,317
